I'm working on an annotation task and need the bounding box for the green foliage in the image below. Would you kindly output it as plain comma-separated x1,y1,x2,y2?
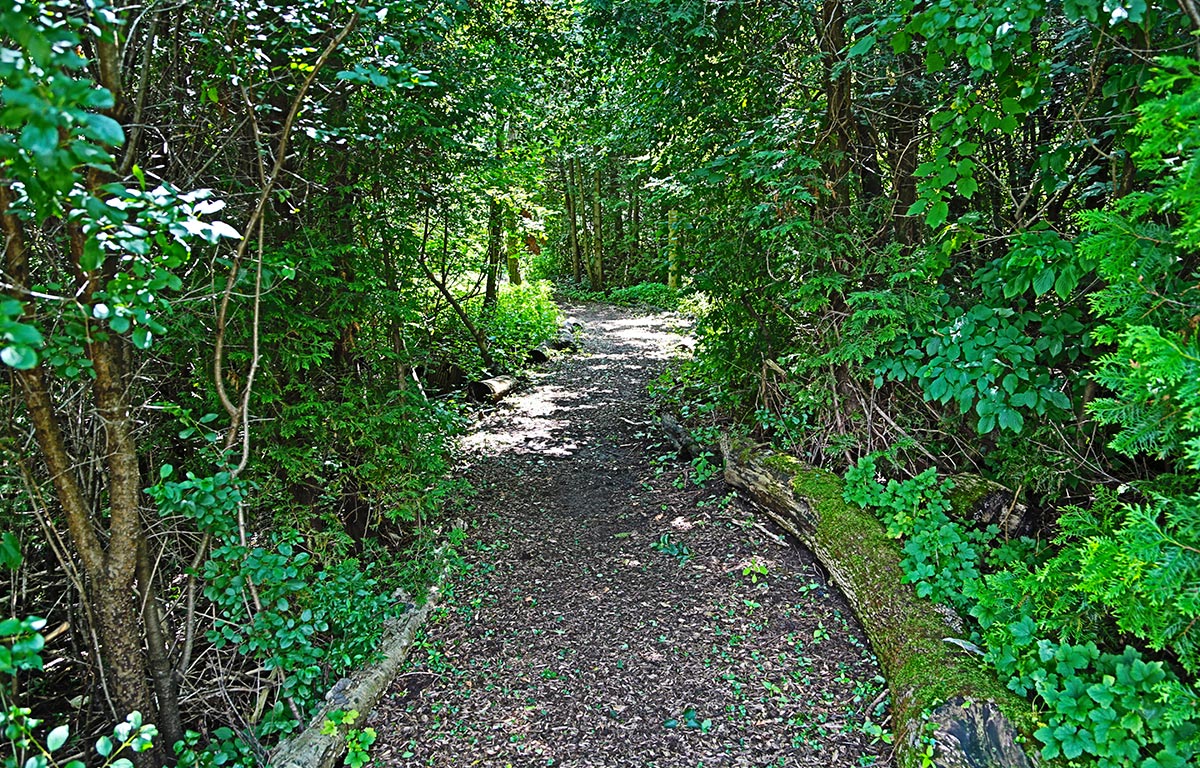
650,533,692,566
149,469,409,737
874,300,1079,435
844,455,989,611
845,457,1200,767
558,282,691,312
321,709,377,768
2,618,158,768
481,281,561,371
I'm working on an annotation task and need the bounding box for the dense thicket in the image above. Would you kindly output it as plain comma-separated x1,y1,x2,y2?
1,2,565,765
3,0,1200,766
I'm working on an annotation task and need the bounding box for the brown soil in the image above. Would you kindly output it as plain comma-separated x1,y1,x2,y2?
369,303,893,767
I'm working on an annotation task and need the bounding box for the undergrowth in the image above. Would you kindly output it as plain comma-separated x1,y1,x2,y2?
556,281,699,313
844,452,1200,767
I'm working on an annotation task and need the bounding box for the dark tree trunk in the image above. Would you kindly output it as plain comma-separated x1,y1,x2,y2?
483,196,502,310
819,0,852,212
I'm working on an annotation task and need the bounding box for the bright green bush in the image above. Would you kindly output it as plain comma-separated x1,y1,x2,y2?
844,455,1200,767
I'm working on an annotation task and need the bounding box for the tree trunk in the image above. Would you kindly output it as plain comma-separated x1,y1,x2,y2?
562,158,582,282
610,167,625,286
414,209,495,369
667,209,679,289
467,375,518,403
888,57,923,247
819,0,852,213
721,436,1036,768
628,184,640,285
3,184,162,765
591,166,604,291
483,197,502,309
505,209,522,285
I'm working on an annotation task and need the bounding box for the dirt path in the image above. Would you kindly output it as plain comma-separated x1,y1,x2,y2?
370,304,892,767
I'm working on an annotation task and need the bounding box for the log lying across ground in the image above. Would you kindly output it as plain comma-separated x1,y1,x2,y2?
721,436,1036,768
527,343,557,364
467,375,518,403
271,594,438,768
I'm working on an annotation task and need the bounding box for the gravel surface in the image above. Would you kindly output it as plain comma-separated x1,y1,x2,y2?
369,303,893,767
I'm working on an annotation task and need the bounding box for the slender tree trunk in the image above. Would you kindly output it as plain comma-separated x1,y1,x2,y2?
609,166,625,286
591,166,604,291
415,208,495,369
483,197,502,309
628,184,640,285
562,159,582,282
887,57,922,247
506,230,522,285
2,183,161,765
574,157,593,287
138,541,183,749
667,210,680,289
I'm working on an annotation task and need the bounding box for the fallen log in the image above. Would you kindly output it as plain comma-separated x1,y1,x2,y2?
721,435,1036,768
549,328,579,352
527,344,557,364
947,474,1035,539
467,375,518,403
271,595,437,768
560,317,585,333
659,413,718,462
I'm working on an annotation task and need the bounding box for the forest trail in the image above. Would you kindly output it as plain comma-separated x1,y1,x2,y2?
369,304,891,767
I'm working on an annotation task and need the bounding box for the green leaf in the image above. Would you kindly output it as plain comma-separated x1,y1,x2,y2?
926,200,949,228
998,408,1024,433
80,237,104,272
848,35,876,57
80,113,124,147
1,345,38,369
1032,268,1055,296
95,736,113,757
47,725,69,752
0,532,20,570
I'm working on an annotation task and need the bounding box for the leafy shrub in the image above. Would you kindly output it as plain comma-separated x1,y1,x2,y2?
844,455,1200,767
3,618,158,768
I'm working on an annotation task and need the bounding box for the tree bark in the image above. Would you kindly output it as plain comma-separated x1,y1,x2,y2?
467,375,518,403
819,0,852,212
3,182,161,766
483,196,502,309
272,592,439,768
667,209,679,289
721,436,1036,768
591,166,604,291
562,158,582,282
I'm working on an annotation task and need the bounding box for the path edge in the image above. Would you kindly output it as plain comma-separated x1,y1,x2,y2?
721,435,1037,768
270,550,451,768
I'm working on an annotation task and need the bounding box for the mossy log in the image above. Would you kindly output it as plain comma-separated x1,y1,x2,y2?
549,328,579,352
467,375,518,403
271,596,437,768
721,436,1036,768
946,474,1034,538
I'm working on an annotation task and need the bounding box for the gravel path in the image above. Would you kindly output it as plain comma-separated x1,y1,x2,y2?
369,303,892,767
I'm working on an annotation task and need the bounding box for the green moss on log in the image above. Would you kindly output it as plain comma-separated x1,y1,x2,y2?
722,438,1038,765
792,466,1017,712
